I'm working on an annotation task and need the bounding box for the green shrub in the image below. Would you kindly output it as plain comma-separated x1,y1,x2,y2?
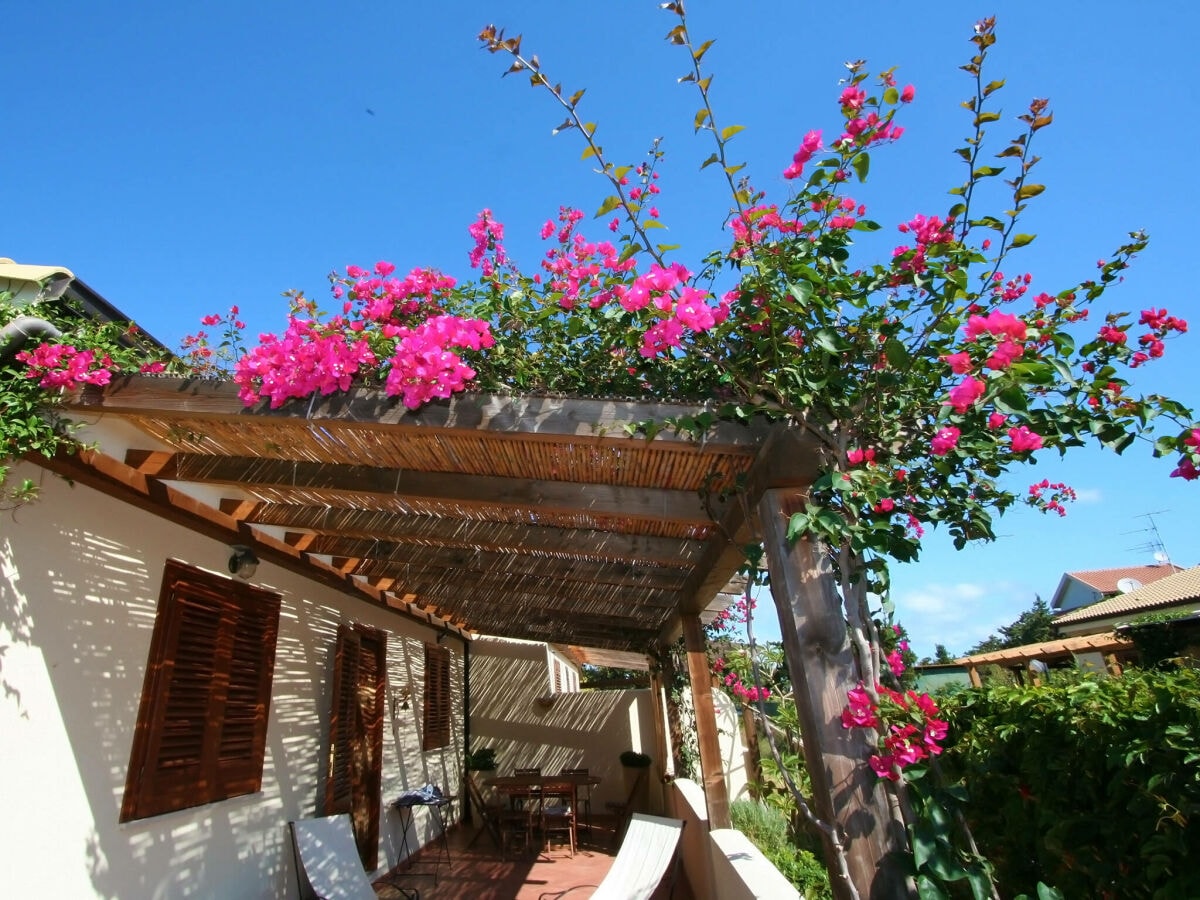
939,668,1200,898
731,799,832,899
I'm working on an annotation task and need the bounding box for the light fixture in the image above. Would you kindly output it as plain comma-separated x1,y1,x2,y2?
228,545,259,580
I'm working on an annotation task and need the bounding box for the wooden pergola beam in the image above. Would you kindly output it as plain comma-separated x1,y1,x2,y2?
126,450,717,526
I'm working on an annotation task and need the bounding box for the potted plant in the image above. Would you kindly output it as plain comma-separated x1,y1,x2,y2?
619,750,651,769
465,747,497,772
618,750,653,814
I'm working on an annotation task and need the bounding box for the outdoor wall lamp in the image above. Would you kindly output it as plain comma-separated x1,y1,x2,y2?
228,545,259,580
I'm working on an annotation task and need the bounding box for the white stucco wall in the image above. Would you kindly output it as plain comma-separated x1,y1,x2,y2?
0,462,463,899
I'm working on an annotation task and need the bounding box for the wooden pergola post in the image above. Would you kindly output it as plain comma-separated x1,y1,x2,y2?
682,613,732,829
758,488,908,899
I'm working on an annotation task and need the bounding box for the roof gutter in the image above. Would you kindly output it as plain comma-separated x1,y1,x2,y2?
0,315,62,365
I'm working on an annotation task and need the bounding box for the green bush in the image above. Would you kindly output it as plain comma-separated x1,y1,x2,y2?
731,799,832,899
939,667,1200,898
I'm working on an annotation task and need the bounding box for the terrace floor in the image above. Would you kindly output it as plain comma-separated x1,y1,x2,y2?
374,815,695,900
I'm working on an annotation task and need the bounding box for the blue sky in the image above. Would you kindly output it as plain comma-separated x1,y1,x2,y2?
6,2,1198,657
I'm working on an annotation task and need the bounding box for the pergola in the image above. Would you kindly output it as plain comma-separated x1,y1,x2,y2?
46,375,828,832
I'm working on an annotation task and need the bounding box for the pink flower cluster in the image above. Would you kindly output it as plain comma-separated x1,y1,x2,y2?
467,208,507,277
783,130,823,180
232,261,492,410
892,213,954,279
1027,479,1076,516
841,684,948,782
711,658,771,704
930,425,960,456
16,343,114,389
383,315,494,409
1171,428,1200,481
233,318,379,408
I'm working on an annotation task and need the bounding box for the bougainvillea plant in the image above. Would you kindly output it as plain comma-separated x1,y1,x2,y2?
2,5,1196,897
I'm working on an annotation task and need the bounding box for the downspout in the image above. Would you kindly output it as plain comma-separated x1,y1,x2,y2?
0,315,62,365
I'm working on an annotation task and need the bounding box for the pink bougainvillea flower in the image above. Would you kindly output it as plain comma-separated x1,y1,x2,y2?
900,84,916,103
988,411,1008,430
931,426,961,456
942,351,972,374
1008,426,1044,453
946,376,985,413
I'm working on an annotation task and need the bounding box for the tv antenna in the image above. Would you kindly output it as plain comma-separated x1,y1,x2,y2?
1123,510,1172,565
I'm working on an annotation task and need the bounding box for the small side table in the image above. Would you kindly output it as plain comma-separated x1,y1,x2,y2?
391,795,456,884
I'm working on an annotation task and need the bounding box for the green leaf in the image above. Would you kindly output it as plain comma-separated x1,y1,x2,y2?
1011,233,1037,247
972,166,1004,177
788,282,813,306
916,874,949,900
720,124,744,141
594,195,622,218
884,86,899,105
699,152,719,170
1036,884,1065,900
694,108,710,131
851,151,870,182
1017,183,1046,200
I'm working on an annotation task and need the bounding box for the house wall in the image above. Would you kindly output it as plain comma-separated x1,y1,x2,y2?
1055,578,1102,613
468,636,663,812
0,463,464,899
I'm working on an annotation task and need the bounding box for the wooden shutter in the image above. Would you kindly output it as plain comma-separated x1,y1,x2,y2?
554,659,562,693
121,560,280,822
421,644,452,751
323,624,387,870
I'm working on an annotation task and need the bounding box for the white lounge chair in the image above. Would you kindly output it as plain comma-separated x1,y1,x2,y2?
289,814,418,900
542,812,686,900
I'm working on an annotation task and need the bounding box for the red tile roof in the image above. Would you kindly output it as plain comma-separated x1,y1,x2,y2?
1067,563,1183,594
1054,566,1200,625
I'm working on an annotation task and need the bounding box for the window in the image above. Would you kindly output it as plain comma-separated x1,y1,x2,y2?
121,560,281,822
323,623,387,870
421,644,452,751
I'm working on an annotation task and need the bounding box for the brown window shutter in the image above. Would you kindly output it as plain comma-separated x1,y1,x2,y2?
323,624,387,870
121,560,280,822
421,644,452,751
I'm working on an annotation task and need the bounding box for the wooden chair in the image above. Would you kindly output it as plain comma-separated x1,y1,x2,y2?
510,766,542,813
539,779,577,856
464,772,533,860
604,767,647,847
560,767,592,835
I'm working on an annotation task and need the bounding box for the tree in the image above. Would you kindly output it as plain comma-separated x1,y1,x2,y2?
967,596,1056,655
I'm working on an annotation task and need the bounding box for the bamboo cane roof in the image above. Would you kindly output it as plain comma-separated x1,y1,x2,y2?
51,376,818,654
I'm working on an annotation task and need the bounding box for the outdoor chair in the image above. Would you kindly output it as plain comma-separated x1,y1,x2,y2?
538,813,686,900
510,766,542,813
560,767,592,835
539,779,577,856
604,766,647,847
289,814,419,900
465,770,535,860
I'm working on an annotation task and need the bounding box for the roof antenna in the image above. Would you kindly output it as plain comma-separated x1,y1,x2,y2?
1134,511,1172,566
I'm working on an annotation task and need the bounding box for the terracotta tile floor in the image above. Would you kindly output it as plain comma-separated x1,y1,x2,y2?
375,816,694,900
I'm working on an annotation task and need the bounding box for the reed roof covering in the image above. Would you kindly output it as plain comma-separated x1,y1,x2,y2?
52,376,818,654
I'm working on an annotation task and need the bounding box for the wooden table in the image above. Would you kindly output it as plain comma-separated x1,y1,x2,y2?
483,772,602,835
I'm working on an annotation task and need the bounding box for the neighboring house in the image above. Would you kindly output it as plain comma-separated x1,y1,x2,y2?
1050,562,1184,613
1054,565,1200,637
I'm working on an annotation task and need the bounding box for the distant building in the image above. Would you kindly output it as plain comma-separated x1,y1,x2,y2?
1050,563,1184,614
